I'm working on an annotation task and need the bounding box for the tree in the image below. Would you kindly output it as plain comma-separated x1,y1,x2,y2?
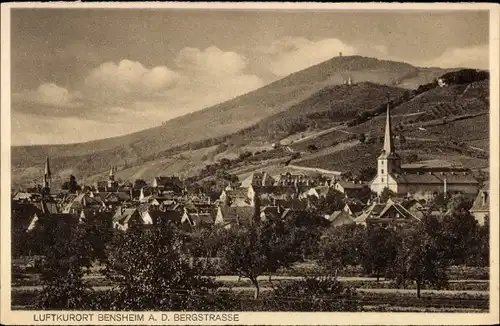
379,187,396,203
260,216,300,287
36,219,98,309
134,179,147,189
361,226,401,281
440,209,480,265
187,227,226,260
318,224,366,276
406,153,419,163
355,167,377,182
447,193,473,214
285,211,329,260
103,224,219,310
429,192,449,211
219,226,267,299
357,133,366,143
390,217,449,298
61,175,82,194
403,90,410,101
219,217,299,298
307,190,344,215
307,144,318,152
473,215,489,266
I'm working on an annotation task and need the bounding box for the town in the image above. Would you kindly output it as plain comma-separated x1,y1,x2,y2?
12,103,489,233
11,103,490,312
6,7,492,316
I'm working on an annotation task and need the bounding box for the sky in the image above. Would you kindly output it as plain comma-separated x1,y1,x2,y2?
10,8,490,146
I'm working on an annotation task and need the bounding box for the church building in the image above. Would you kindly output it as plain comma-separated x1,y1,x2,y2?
369,100,479,200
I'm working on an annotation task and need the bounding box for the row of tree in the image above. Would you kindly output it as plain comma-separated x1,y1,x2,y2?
31,197,488,309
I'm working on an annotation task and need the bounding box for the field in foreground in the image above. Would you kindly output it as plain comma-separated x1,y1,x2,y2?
11,263,490,312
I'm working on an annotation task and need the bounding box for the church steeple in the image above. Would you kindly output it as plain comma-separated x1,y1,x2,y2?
374,94,401,190
383,96,395,155
108,166,116,182
43,156,51,190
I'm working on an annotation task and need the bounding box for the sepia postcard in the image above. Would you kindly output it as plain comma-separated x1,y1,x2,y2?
1,2,499,325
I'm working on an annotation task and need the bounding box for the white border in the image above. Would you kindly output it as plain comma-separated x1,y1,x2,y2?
1,2,499,325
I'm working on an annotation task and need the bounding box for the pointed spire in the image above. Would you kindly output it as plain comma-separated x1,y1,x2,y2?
109,166,115,177
44,157,51,178
42,157,52,191
383,93,395,155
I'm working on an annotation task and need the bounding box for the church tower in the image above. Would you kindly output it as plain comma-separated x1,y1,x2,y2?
377,96,401,178
108,166,115,182
370,95,402,195
107,166,117,190
42,156,52,192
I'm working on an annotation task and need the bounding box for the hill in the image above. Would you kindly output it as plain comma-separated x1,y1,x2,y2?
11,56,465,187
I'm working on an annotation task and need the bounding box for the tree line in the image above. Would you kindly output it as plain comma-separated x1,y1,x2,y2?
24,192,488,310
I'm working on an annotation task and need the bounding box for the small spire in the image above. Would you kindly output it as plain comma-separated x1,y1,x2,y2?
109,166,114,177
383,93,395,154
44,157,51,178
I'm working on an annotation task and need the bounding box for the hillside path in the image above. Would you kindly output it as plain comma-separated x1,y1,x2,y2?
293,140,360,163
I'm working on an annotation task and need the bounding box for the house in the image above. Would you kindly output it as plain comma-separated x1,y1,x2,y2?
63,193,104,216
343,200,365,217
152,176,184,195
181,207,215,228
219,188,254,207
12,192,36,201
257,186,298,201
354,198,420,227
273,172,325,187
401,198,427,220
274,198,307,211
79,209,113,228
104,192,131,205
160,200,182,212
112,207,144,231
437,78,448,87
369,100,479,199
259,206,294,221
142,210,182,226
300,185,336,200
215,206,256,229
333,180,369,198
138,187,157,202
240,172,275,188
93,191,131,207
27,213,77,233
325,210,355,227
12,201,44,233
470,183,489,225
